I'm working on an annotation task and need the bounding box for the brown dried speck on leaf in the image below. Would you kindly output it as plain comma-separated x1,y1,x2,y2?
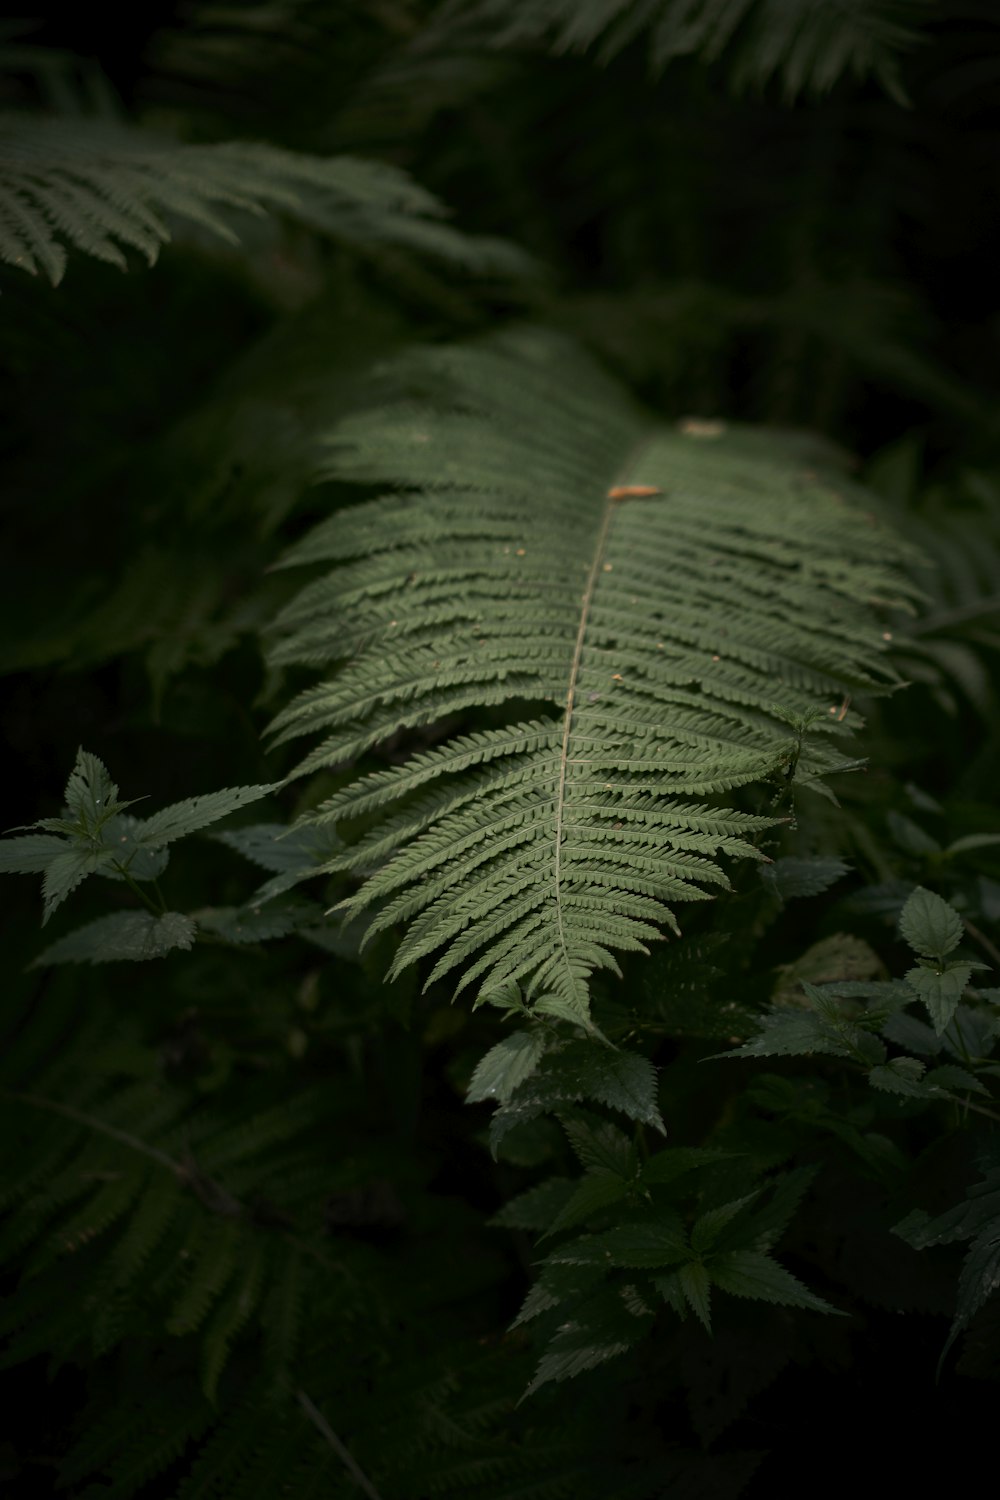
679,418,725,438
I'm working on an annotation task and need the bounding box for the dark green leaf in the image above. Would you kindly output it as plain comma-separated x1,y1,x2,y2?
33,911,197,965
525,1284,655,1394
708,1251,839,1314
0,834,67,874
542,1171,631,1238
905,962,972,1034
759,856,850,901
561,1118,635,1177
468,1029,548,1105
135,784,279,850
488,1040,663,1154
724,1011,853,1060
899,887,963,960
193,896,321,945
867,1057,930,1096
42,844,115,924
691,1194,760,1255
551,1216,688,1270
678,1262,712,1332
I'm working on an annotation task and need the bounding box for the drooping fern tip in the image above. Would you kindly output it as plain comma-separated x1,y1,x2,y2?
266,327,921,1022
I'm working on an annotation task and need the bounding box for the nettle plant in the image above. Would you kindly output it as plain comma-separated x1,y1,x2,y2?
5,328,1000,1435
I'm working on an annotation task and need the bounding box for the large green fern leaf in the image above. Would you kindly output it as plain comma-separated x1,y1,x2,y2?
0,116,528,284
267,328,918,1020
436,0,922,101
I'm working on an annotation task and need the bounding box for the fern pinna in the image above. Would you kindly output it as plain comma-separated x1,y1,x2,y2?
267,328,917,1022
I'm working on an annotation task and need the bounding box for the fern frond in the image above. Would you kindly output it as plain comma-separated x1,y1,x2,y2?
0,115,529,284
0,1040,337,1397
267,329,918,1021
437,0,923,100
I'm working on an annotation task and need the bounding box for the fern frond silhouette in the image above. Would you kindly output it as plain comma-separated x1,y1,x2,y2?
0,1013,336,1403
0,115,527,284
267,329,918,1021
437,0,922,100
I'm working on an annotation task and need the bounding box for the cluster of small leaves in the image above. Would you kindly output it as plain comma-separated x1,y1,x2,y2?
0,1022,342,1405
0,748,350,964
894,1151,1000,1374
466,1020,838,1393
727,886,996,1081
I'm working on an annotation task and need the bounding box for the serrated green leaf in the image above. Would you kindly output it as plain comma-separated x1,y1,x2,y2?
510,1260,606,1328
652,1270,688,1317
488,1040,663,1154
708,1250,840,1314
759,856,850,901
640,1147,736,1189
212,821,344,899
893,1169,1000,1249
63,748,121,827
134,784,279,850
899,886,964,960
552,1215,687,1270
468,1028,549,1105
945,1223,1000,1367
906,962,972,1034
691,1194,760,1255
541,1171,630,1239
193,896,321,945
41,844,116,924
744,1166,820,1251
678,1262,712,1332
524,1284,654,1394
723,1011,852,1060
867,1057,930,1097
561,1118,634,1177
0,834,67,874
924,1064,989,1096
33,911,197,966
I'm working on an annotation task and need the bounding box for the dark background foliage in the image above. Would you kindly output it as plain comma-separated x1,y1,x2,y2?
3,2,1000,1493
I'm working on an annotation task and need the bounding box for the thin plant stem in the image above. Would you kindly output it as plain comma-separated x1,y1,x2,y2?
296,1390,384,1500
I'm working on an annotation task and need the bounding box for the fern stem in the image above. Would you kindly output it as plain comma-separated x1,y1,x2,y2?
296,1389,384,1500
0,1088,179,1173
548,450,656,1002
551,484,621,1004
